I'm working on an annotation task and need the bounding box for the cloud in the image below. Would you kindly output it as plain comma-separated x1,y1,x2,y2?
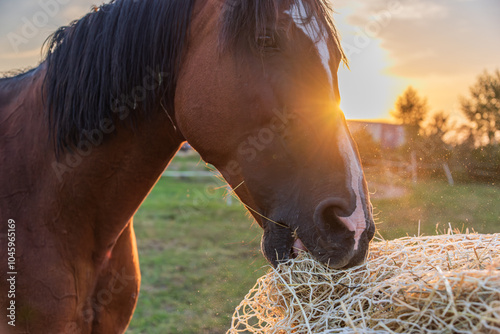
390,2,447,20
342,0,448,23
0,0,97,72
385,1,500,77
333,0,500,77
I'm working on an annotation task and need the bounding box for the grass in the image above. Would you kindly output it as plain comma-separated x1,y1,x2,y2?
128,156,267,334
371,178,500,239
127,152,500,333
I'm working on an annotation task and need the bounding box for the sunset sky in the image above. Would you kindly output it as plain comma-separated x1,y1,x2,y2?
0,0,499,121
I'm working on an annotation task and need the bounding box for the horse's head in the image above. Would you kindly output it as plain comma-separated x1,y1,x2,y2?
175,0,375,268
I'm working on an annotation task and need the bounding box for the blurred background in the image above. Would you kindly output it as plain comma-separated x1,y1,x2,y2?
1,0,499,333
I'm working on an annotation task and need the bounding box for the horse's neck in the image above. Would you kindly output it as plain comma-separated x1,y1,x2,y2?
1,66,183,258
54,111,184,252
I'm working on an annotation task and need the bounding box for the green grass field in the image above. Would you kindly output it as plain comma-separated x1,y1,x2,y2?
127,153,499,333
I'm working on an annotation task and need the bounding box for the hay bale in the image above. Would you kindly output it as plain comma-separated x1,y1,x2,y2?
228,233,500,333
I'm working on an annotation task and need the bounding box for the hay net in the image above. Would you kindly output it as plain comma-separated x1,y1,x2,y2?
228,233,500,333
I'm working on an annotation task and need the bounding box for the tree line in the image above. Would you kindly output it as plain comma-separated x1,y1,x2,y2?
355,69,500,183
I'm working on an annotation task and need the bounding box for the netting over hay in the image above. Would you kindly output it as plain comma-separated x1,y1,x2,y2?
228,233,500,333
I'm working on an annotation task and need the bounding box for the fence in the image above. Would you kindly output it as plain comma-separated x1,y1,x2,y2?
362,154,455,186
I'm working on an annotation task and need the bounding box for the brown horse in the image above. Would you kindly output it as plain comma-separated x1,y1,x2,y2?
0,0,375,332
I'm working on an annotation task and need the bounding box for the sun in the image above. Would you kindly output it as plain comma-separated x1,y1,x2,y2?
333,9,410,122
337,40,409,121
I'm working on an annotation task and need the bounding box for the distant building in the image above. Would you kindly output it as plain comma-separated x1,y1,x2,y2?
347,120,406,149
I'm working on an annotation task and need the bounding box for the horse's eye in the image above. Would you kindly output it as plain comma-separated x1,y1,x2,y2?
257,34,279,51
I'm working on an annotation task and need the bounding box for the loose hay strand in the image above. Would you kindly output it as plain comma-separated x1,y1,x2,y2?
228,233,500,334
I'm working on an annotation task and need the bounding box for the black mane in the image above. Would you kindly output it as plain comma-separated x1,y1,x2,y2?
43,0,195,151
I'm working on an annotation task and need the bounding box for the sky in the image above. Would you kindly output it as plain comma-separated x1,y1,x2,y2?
0,0,499,121
334,0,500,121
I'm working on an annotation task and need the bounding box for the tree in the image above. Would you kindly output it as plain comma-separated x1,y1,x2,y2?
423,111,453,142
420,111,452,163
460,69,500,146
391,86,429,146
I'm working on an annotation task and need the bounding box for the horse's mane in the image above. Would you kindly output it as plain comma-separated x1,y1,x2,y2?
43,0,345,151
221,0,347,63
43,0,195,151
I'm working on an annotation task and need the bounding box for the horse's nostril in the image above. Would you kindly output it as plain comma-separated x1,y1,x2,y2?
313,197,353,235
